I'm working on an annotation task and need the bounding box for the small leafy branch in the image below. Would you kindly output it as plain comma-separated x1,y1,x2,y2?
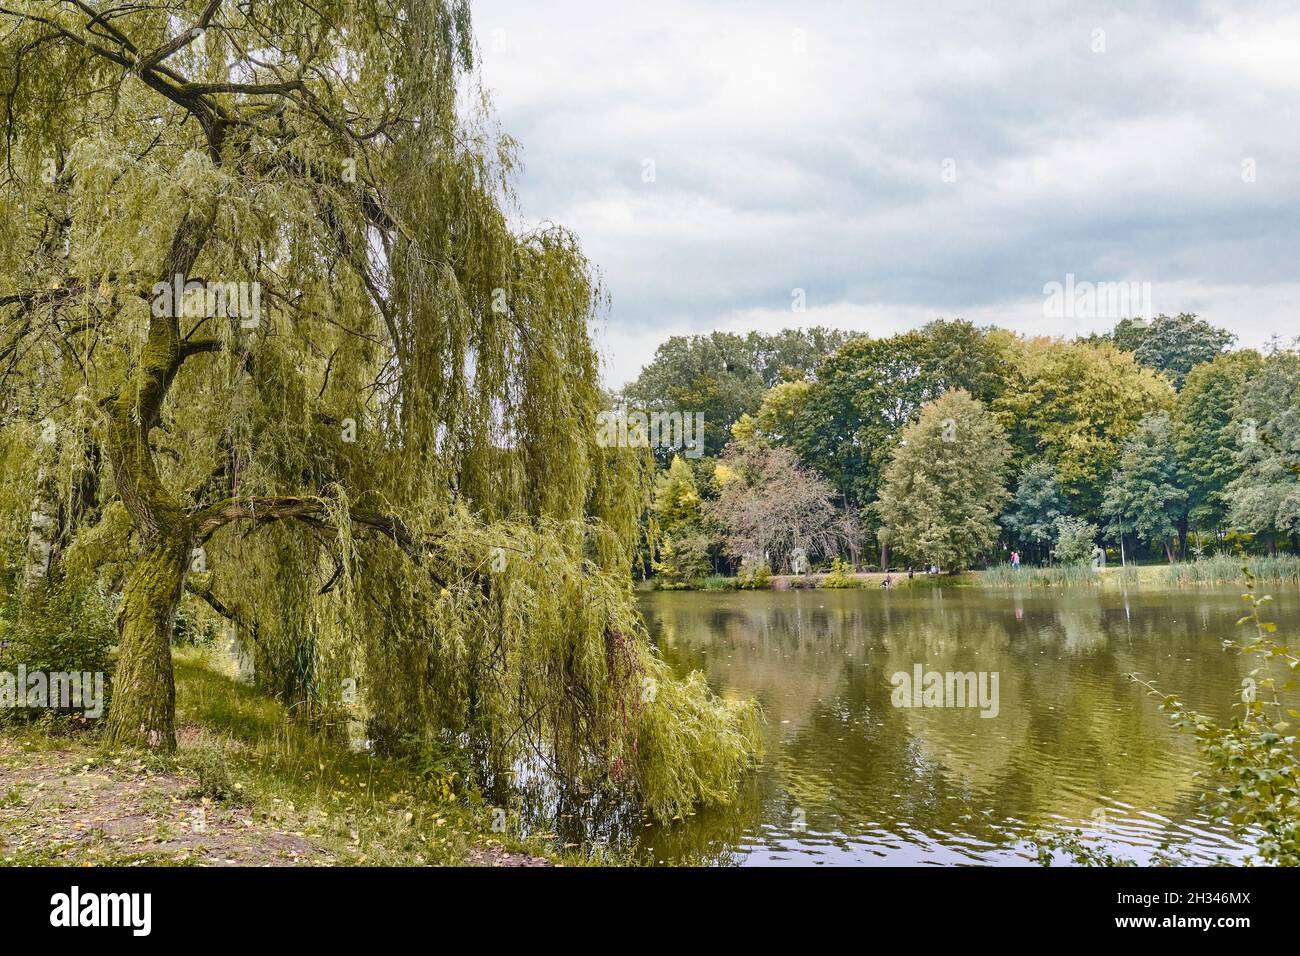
1126,561,1300,866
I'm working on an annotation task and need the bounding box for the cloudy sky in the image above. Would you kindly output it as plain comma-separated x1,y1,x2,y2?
472,0,1300,387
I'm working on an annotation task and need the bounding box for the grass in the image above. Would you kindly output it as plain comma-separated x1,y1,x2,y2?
1165,553,1300,586
660,557,1300,593
166,648,578,865
980,554,1300,589
696,575,737,591
980,562,1104,588
0,648,601,867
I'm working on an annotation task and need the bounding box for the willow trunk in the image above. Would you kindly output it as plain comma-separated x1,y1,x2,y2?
103,535,189,750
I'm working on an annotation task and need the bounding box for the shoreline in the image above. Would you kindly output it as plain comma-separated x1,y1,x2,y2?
643,560,1300,593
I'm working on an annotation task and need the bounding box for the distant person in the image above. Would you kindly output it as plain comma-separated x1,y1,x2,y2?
1011,551,1021,570
881,574,893,589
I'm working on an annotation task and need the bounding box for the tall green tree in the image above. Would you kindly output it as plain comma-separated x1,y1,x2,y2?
1102,313,1235,388
1225,349,1300,553
0,0,757,817
649,455,711,584
1002,460,1068,564
1173,350,1263,533
793,319,1009,509
1101,412,1188,562
624,328,853,459
652,456,702,536
1051,516,1098,565
875,389,1011,571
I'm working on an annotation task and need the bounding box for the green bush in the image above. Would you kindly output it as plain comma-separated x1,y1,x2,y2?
1051,516,1097,565
652,531,711,589
172,600,221,647
820,558,859,588
735,557,772,590
180,747,244,803
0,583,116,718
0,584,115,676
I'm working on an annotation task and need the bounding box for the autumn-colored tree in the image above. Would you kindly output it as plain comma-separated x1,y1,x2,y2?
993,338,1173,518
706,444,850,572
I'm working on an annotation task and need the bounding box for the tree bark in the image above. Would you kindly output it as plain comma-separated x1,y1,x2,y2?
103,535,189,750
100,403,192,751
22,441,59,595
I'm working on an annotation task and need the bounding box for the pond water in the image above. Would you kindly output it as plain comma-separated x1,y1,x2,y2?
623,585,1295,866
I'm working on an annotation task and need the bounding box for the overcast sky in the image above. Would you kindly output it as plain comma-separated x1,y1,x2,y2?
472,0,1300,387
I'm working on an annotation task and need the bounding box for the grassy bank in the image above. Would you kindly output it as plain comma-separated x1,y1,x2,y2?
647,555,1300,592
983,555,1300,589
0,647,567,867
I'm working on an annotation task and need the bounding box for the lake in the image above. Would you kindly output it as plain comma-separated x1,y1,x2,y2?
625,584,1294,866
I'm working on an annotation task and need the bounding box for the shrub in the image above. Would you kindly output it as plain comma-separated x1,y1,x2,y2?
652,531,711,589
1051,516,1097,565
0,584,115,718
172,600,221,647
820,558,859,588
181,747,243,803
735,557,772,590
0,582,115,723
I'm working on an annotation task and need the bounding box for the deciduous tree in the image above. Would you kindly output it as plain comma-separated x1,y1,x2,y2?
994,338,1172,519
875,390,1011,571
1101,412,1188,561
705,444,848,572
1002,460,1068,564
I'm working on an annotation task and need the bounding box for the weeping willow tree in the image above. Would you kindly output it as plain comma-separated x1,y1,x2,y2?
0,0,758,819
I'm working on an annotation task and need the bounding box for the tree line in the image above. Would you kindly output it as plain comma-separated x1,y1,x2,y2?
626,315,1300,579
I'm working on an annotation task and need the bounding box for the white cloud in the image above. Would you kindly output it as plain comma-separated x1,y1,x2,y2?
473,0,1300,387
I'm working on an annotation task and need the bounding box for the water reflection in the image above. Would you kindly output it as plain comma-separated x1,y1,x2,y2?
631,586,1292,866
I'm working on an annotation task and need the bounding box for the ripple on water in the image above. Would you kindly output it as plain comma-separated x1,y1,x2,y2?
628,586,1291,865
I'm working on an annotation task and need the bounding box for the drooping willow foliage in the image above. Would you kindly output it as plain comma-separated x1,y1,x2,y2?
0,0,758,819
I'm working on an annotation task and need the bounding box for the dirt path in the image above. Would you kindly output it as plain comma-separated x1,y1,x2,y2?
0,730,554,867
0,735,334,866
